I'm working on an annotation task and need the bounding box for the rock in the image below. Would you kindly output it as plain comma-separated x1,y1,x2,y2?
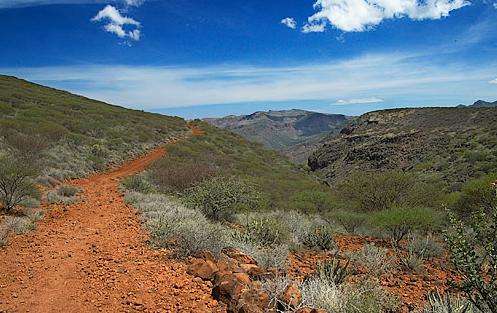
280,283,302,308
217,255,241,273
296,309,326,313
223,248,257,265
187,258,218,281
236,287,270,313
239,263,264,277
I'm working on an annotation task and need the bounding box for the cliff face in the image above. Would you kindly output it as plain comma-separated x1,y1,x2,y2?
309,107,497,189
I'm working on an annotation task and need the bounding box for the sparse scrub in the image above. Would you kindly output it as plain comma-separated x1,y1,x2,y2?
444,207,497,313
57,185,79,197
236,241,289,270
301,277,399,313
424,292,480,313
372,207,441,247
301,224,337,251
236,213,291,247
348,244,394,276
151,161,215,193
290,190,334,214
183,176,265,222
326,210,367,234
407,234,444,260
316,254,350,285
122,174,154,193
47,185,80,205
0,155,40,213
125,191,233,257
331,171,443,212
449,174,497,218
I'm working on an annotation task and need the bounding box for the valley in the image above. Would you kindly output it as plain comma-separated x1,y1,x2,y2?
0,76,496,313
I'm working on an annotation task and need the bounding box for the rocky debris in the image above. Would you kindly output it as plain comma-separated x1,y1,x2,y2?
187,249,307,313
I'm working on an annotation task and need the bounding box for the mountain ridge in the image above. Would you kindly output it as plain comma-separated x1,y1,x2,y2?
204,109,351,163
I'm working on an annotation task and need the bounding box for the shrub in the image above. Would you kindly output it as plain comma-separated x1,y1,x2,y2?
151,161,215,193
301,224,337,251
407,234,444,260
57,185,79,197
316,254,350,285
236,241,289,270
450,174,497,218
290,190,334,214
372,207,441,247
126,191,233,257
0,223,10,247
122,175,154,193
301,277,399,313
331,171,443,212
326,210,367,234
424,292,481,313
444,207,497,313
183,176,265,222
0,155,40,213
348,244,394,276
241,217,290,247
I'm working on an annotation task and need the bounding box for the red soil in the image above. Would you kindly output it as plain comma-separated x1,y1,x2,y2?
0,128,224,313
289,234,458,312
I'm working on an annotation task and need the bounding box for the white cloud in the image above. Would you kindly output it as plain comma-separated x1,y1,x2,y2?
92,5,141,41
335,97,384,104
3,52,497,110
494,2,497,9
281,17,297,29
0,0,143,8
303,0,471,32
124,0,142,7
489,78,497,84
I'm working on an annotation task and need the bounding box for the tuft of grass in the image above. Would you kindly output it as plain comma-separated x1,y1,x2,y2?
348,244,394,276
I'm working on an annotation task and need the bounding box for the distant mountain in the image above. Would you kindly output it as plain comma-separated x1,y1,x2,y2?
471,100,497,107
309,107,497,190
204,109,350,163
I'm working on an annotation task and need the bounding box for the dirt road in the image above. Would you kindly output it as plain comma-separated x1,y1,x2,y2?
0,128,222,312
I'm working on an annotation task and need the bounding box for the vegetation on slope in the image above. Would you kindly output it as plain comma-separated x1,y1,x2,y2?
0,75,187,181
309,107,497,190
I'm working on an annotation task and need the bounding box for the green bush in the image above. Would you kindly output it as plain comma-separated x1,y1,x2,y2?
332,171,443,212
183,176,265,222
450,174,497,218
289,190,334,214
444,207,497,313
326,210,367,234
372,207,442,247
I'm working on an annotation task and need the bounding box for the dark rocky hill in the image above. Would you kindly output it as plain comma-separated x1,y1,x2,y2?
205,109,350,163
471,100,497,107
309,107,497,189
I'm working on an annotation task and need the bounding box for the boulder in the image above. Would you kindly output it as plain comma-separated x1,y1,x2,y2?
280,282,302,308
187,258,219,281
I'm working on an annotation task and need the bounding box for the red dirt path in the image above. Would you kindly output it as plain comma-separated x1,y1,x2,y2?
0,128,224,313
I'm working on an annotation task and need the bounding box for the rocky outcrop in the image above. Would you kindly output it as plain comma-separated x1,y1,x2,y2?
187,249,305,313
309,107,497,188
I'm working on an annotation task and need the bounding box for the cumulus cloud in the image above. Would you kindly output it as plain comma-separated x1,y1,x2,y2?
281,17,297,29
303,0,471,32
92,5,141,41
489,78,497,84
335,97,384,104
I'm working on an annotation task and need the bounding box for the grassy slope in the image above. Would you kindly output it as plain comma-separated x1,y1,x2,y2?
150,121,326,210
309,107,497,190
0,75,187,180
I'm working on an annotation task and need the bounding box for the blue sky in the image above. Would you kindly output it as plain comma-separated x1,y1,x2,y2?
1,0,497,118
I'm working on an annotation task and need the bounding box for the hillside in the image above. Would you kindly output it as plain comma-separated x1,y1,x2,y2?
0,75,187,181
204,109,349,163
471,99,497,107
309,107,497,189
